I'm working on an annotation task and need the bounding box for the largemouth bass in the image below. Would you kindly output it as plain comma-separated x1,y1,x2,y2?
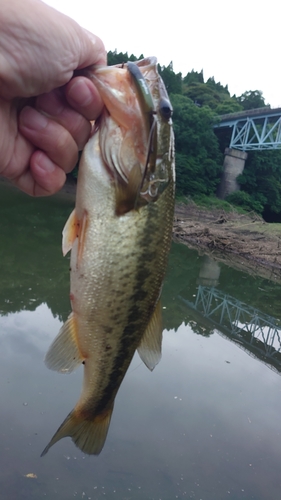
41,57,175,456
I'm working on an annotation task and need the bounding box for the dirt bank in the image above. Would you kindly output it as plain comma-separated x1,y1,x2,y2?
174,201,281,282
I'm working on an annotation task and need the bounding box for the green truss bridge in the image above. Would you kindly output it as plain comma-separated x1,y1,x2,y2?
214,107,281,151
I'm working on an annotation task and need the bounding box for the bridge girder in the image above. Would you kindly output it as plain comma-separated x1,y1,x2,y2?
230,116,281,151
214,107,281,151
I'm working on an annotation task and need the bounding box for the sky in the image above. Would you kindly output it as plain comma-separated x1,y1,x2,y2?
45,0,280,107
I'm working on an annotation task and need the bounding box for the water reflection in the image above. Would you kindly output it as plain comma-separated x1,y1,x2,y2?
1,185,281,499
197,255,221,287
180,254,281,374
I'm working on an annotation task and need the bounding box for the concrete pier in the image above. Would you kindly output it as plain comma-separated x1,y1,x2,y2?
217,148,248,199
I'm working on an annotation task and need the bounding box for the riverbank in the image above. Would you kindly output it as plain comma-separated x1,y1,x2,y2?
2,176,281,282
174,201,281,283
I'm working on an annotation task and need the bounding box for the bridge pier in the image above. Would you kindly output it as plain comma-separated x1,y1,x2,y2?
217,148,248,199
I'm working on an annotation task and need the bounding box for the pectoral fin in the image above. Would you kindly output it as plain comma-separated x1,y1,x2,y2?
137,300,163,371
62,209,88,267
62,209,79,256
44,312,84,373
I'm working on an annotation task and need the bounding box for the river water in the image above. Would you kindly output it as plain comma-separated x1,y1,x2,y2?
1,185,281,500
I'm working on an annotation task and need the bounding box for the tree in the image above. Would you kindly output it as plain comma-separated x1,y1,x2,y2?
182,83,220,108
237,90,268,110
226,191,266,214
171,94,223,197
107,50,144,66
183,69,204,85
182,80,242,114
234,149,281,215
215,100,243,115
206,77,229,96
158,62,182,94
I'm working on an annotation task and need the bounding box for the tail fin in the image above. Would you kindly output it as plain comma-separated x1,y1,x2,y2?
41,406,113,457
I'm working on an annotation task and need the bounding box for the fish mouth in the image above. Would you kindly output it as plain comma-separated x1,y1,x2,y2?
85,57,174,213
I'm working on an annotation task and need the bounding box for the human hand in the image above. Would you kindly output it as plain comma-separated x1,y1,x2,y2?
0,0,106,196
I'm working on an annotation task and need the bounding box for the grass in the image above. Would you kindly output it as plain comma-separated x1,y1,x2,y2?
248,221,281,237
175,194,248,214
175,194,281,238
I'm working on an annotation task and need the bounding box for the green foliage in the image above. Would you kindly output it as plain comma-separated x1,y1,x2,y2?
237,90,268,110
237,150,281,214
215,100,243,115
158,62,182,94
226,190,265,214
206,77,229,96
182,79,242,115
107,50,144,66
183,69,204,85
182,82,222,109
171,94,223,197
191,194,241,212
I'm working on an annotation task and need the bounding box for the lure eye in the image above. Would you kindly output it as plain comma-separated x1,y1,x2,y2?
159,98,173,120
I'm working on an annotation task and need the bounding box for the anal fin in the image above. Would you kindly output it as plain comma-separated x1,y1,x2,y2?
44,312,84,373
137,300,163,371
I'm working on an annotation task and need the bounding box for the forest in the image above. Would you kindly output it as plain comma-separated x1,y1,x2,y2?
107,51,281,220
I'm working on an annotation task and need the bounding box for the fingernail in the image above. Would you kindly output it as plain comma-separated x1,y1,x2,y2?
20,106,48,130
68,79,93,107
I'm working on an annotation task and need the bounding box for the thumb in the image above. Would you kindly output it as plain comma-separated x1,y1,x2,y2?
76,28,107,69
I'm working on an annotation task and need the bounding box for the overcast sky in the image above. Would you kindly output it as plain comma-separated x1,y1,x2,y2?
45,0,280,107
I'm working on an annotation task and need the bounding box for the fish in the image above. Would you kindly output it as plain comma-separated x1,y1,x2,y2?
41,56,175,456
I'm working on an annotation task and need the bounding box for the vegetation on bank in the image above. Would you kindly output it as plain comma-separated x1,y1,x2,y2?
80,50,281,220
178,194,245,213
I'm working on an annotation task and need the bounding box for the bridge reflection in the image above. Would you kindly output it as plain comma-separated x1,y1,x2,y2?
179,285,281,374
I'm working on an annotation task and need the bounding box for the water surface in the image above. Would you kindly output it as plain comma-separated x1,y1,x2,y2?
1,185,281,500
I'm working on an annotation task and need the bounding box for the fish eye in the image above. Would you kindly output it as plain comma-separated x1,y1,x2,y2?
159,99,173,120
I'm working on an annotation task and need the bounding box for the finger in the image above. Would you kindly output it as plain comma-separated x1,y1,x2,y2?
19,106,78,173
78,30,107,68
14,151,66,197
65,76,104,121
36,89,91,150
